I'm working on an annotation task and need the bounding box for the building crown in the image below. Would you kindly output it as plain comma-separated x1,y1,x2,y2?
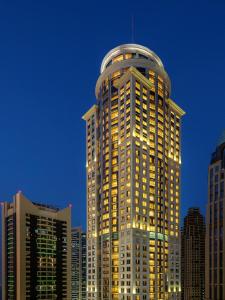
100,43,164,74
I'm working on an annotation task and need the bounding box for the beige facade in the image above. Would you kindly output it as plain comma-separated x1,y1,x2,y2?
205,134,225,300
83,44,185,300
2,191,71,300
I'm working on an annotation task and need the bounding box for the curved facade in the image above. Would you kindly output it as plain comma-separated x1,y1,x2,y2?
96,44,171,97
83,44,185,300
100,44,164,73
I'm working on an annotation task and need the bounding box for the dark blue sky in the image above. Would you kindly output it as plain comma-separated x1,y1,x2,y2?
0,0,225,230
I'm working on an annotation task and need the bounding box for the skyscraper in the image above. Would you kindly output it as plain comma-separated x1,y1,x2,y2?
181,207,205,300
83,44,185,300
1,191,71,300
71,227,87,300
205,132,225,300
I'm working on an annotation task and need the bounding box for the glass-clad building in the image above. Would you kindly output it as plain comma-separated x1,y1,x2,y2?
71,227,86,300
1,191,71,300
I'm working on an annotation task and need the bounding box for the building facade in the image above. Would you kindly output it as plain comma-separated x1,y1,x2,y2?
71,227,87,300
205,132,225,300
181,207,205,300
83,44,185,300
1,191,71,300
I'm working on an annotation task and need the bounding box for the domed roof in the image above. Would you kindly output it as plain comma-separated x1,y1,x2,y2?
100,43,164,73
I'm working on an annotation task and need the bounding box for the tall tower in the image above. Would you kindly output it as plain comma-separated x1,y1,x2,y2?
83,44,185,300
205,132,225,300
71,227,87,300
181,207,205,300
1,192,71,300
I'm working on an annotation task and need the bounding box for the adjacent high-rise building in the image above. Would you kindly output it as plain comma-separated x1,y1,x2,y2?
181,207,205,300
205,132,225,300
83,44,185,300
71,227,87,300
1,191,71,300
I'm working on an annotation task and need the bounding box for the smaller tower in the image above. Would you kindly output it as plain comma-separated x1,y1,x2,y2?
205,131,225,300
181,207,205,300
71,227,87,300
2,192,71,300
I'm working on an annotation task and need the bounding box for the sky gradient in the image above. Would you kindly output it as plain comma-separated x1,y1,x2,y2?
0,0,225,234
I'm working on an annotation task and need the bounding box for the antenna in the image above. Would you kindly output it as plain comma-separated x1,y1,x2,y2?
131,14,135,43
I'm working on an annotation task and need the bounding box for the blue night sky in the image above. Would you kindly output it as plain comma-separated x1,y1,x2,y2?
0,0,225,233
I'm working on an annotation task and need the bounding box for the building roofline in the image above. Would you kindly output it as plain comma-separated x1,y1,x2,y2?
82,104,98,121
167,98,186,116
100,44,164,73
